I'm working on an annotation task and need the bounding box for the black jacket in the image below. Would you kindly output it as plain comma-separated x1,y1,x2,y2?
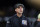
34,21,40,27
6,14,31,27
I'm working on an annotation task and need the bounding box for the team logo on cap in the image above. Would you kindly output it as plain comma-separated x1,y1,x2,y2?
22,20,27,25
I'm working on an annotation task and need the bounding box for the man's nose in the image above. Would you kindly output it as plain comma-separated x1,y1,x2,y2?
20,8,21,10
20,8,22,11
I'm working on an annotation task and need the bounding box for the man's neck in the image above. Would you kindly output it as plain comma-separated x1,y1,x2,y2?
17,13,22,18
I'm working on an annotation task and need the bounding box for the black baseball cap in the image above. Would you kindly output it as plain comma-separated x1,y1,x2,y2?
14,3,25,9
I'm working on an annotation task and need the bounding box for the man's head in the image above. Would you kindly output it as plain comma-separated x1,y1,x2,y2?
14,3,25,14
37,13,40,21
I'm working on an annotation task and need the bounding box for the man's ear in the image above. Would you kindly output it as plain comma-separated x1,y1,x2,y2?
15,9,16,11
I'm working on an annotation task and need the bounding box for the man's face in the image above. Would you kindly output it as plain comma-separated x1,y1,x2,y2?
37,13,40,21
15,6,23,14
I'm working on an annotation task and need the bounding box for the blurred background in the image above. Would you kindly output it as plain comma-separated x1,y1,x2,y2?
0,0,40,27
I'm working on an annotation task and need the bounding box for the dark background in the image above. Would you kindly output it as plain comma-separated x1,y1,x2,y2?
0,0,40,27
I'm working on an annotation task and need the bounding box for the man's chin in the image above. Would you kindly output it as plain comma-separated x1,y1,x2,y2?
19,12,23,14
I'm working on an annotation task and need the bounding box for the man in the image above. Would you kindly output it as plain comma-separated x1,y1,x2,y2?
36,13,40,27
34,13,40,27
6,3,30,27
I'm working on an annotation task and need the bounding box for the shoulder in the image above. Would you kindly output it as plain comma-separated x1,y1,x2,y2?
6,14,17,23
10,14,16,19
7,14,16,21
